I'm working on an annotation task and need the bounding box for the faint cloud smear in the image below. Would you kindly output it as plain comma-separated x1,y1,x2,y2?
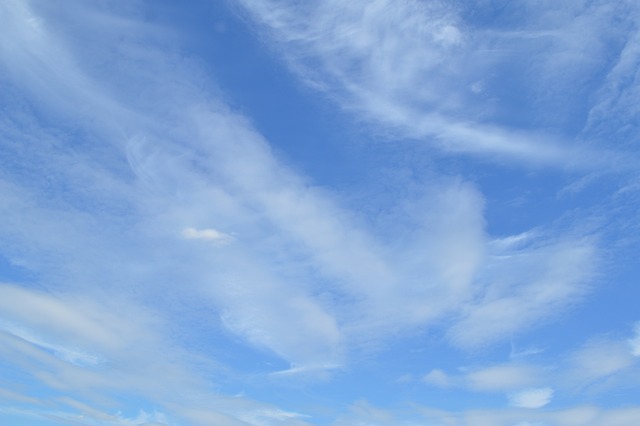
449,239,598,348
338,399,640,426
508,387,554,409
0,321,103,367
466,365,540,392
569,339,636,383
423,369,451,388
630,322,640,357
422,363,544,393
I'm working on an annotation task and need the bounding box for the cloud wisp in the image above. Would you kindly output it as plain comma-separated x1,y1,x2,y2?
0,0,601,372
235,0,638,167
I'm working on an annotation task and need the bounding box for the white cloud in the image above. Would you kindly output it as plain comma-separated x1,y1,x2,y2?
234,0,622,166
236,407,310,426
219,284,344,367
0,284,141,353
422,363,545,394
422,322,640,407
0,285,311,425
510,343,545,360
466,365,541,392
0,0,603,373
508,388,554,409
1,405,173,426
581,2,640,148
448,239,598,348
0,285,201,393
0,1,619,425
0,388,43,406
0,321,103,366
181,227,234,244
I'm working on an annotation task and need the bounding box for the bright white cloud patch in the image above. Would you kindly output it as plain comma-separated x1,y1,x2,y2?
509,387,554,409
181,227,234,244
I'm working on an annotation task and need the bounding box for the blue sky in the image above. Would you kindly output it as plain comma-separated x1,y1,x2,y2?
1,0,640,425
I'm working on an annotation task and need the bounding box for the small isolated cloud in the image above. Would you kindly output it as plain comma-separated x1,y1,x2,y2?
422,363,544,393
181,227,234,244
509,387,554,409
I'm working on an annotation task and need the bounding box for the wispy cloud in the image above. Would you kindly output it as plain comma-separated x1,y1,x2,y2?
423,363,545,394
421,322,640,410
565,335,639,390
466,365,543,392
344,400,640,426
0,321,103,367
0,404,173,426
0,0,635,424
449,237,598,348
235,0,631,166
0,0,603,373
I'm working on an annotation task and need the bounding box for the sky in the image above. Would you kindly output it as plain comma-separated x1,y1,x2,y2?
1,0,640,425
